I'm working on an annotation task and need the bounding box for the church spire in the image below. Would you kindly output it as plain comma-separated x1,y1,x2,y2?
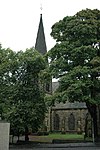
35,14,47,55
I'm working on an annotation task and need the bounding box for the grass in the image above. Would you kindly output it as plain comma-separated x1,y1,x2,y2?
48,133,84,139
29,133,86,143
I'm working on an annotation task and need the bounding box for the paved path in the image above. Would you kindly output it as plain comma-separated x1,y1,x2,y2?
9,148,100,150
9,142,100,150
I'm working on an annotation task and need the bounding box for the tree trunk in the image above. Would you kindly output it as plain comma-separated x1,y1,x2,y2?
87,74,99,142
92,107,98,141
25,126,29,141
86,103,98,141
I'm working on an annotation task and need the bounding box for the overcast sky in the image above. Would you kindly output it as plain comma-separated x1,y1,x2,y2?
0,0,100,52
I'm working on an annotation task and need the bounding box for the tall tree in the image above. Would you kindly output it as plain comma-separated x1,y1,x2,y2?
10,48,47,141
47,9,100,140
0,46,47,141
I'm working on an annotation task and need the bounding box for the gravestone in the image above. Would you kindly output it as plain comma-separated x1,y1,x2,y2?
0,121,10,150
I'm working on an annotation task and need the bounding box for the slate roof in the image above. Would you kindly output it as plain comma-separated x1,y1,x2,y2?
52,101,87,109
52,82,87,109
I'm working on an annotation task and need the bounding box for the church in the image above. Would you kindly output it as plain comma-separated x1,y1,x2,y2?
34,13,100,139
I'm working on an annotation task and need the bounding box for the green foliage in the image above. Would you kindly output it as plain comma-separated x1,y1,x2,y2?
48,9,100,105
0,45,47,136
0,45,16,118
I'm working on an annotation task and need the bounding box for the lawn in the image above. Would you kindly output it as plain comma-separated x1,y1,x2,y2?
29,133,85,143
48,133,84,139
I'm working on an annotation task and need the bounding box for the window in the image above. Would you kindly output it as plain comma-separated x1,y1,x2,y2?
68,113,75,130
54,113,60,131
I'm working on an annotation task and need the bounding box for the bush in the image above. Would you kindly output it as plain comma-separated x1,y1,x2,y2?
37,131,49,136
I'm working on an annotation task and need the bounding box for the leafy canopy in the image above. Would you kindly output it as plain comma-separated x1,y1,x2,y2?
47,9,100,105
0,46,47,135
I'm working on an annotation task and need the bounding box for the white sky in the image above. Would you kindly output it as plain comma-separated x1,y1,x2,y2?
0,0,100,52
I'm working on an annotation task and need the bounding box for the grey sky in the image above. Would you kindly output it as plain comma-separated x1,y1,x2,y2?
0,0,100,51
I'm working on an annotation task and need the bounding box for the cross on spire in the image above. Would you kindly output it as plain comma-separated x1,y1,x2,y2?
40,3,43,12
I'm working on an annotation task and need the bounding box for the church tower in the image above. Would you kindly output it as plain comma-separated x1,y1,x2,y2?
35,13,52,94
35,14,47,55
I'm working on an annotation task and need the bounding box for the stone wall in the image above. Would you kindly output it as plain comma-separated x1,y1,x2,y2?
46,108,88,133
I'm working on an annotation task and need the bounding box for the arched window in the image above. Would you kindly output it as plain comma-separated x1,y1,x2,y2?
68,113,75,130
54,113,60,131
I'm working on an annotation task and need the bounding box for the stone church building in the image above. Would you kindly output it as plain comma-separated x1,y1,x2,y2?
46,82,89,134
35,13,100,136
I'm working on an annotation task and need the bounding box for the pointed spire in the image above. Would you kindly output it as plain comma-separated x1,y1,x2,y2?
35,14,47,55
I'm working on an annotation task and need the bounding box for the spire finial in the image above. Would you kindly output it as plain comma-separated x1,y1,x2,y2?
40,3,43,14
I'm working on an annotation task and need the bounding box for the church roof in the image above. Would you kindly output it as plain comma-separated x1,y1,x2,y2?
52,82,87,109
35,14,47,55
52,101,87,110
